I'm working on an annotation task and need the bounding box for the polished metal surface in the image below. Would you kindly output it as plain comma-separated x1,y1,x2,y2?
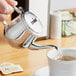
3,7,57,50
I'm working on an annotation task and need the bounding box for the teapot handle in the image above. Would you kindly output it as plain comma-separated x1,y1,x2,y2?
2,7,22,27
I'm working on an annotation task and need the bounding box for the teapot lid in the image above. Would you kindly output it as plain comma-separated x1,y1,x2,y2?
24,11,43,36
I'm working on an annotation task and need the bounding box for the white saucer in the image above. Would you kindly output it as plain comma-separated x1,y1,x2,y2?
34,66,49,76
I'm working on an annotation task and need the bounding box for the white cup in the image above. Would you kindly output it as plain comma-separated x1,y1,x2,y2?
47,48,76,76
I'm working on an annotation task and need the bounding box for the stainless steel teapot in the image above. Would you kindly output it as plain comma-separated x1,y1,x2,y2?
3,7,57,50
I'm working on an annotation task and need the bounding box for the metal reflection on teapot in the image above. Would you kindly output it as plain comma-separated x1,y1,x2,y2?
3,7,58,50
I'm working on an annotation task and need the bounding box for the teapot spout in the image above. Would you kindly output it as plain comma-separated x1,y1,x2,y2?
29,43,58,50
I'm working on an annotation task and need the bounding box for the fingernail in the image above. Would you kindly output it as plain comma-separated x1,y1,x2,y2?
13,1,18,6
10,0,18,6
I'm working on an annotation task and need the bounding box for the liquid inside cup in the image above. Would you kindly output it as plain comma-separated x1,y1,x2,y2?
57,56,76,61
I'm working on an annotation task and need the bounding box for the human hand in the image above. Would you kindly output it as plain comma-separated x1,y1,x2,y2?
0,0,18,21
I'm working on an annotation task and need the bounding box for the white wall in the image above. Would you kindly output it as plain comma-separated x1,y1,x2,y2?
50,0,76,12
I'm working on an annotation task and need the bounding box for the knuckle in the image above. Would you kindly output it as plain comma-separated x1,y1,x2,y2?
0,15,6,21
0,17,5,21
3,7,14,14
2,8,9,14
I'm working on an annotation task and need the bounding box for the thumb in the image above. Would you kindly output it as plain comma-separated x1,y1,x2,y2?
6,0,18,6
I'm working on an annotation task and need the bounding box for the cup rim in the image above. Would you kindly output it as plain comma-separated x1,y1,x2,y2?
47,48,76,62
